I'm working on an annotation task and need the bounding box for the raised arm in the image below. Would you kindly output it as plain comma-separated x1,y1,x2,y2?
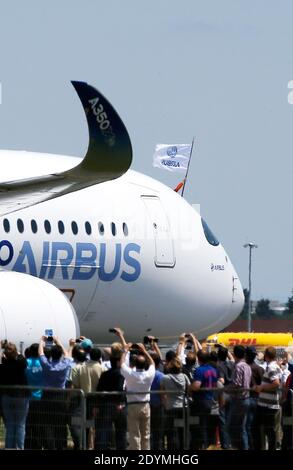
189,333,202,353
137,343,155,367
53,336,68,357
114,327,127,349
176,333,187,357
38,336,46,356
149,336,162,360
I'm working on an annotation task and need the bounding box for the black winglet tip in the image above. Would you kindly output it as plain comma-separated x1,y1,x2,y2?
71,80,88,91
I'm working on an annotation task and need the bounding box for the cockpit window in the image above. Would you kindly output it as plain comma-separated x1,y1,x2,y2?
201,218,220,246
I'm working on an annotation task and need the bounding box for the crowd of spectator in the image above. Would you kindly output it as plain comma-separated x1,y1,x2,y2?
0,328,293,450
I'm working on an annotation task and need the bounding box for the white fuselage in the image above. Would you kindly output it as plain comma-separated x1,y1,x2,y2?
0,150,244,342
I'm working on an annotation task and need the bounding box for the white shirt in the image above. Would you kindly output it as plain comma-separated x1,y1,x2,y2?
280,363,291,385
121,362,155,403
102,360,111,370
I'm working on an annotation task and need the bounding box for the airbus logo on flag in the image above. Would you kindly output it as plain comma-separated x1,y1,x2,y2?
162,160,180,168
167,146,177,158
153,143,193,173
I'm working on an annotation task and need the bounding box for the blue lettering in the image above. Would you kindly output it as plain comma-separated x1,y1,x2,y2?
73,243,97,280
162,160,180,168
99,243,121,282
0,240,14,266
12,241,37,276
48,242,74,279
8,240,142,282
121,243,141,282
39,241,50,278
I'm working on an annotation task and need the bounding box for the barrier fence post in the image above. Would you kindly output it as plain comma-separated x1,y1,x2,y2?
184,392,190,450
81,391,87,450
291,390,293,450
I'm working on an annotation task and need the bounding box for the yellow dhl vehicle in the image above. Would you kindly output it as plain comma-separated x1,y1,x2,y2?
206,332,293,349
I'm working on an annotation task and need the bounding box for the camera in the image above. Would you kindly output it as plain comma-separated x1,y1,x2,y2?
1,339,8,349
45,329,54,348
109,328,117,334
75,338,82,343
129,343,141,355
143,336,158,344
185,334,191,338
185,338,193,350
45,329,53,337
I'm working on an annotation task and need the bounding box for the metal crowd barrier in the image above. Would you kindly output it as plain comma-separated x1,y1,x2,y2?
0,386,86,450
0,386,292,450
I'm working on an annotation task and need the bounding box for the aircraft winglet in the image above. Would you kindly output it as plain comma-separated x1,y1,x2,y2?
70,81,132,179
0,82,133,216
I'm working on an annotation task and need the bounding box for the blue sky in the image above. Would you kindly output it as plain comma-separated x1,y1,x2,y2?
0,1,293,301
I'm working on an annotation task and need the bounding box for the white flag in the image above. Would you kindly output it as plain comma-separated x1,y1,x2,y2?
153,144,192,172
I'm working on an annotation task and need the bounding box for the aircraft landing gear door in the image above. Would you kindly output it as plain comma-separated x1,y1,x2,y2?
141,196,175,267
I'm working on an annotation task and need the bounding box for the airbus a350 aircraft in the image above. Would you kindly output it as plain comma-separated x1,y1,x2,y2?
0,82,244,349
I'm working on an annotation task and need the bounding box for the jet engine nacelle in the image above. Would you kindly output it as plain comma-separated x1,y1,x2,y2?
0,270,79,353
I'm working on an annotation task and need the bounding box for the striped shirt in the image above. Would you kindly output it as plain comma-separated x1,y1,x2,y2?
258,361,282,409
231,359,252,399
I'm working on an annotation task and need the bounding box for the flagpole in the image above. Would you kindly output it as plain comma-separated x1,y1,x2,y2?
181,137,194,198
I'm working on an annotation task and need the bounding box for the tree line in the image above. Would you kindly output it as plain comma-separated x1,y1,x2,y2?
240,288,293,319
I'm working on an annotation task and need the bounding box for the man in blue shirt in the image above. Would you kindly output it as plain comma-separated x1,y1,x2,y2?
189,350,219,449
38,336,73,449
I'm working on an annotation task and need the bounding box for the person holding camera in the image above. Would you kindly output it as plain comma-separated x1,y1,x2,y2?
38,335,73,449
0,341,29,449
175,333,201,381
119,332,155,450
143,336,164,450
177,332,201,365
102,327,127,366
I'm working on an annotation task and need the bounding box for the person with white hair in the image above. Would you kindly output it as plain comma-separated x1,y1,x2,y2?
119,332,155,450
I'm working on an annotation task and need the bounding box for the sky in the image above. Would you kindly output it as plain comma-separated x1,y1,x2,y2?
0,1,292,302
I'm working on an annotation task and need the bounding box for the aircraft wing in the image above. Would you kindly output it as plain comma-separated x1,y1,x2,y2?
0,81,132,216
